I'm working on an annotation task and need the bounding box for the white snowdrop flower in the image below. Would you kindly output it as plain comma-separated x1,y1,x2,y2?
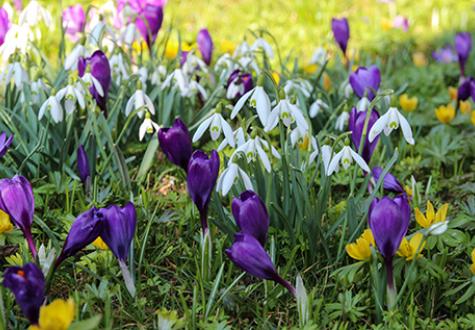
215,54,237,80
428,221,448,236
335,112,349,131
284,79,312,98
121,23,141,45
81,72,104,97
339,80,352,98
290,127,307,147
162,69,207,99
251,38,274,59
125,84,155,118
265,98,309,132
326,145,370,176
218,127,246,151
56,82,86,115
192,112,235,147
136,67,148,87
216,163,254,196
27,79,48,104
320,145,334,174
310,47,327,66
19,0,52,27
0,25,31,60
368,107,415,145
64,44,87,71
356,97,370,112
230,137,280,172
150,65,167,85
182,52,208,75
231,79,271,126
110,52,129,83
38,94,64,123
238,54,260,74
309,99,329,118
139,112,160,141
2,61,29,90
87,19,110,47
308,137,320,164
234,40,252,57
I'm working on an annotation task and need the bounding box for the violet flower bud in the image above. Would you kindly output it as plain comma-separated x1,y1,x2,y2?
457,76,475,102
371,167,404,194
62,5,86,42
348,107,380,162
455,32,472,77
197,28,213,65
77,144,90,185
3,263,45,324
349,65,381,101
225,233,295,296
0,7,10,46
331,17,350,56
0,131,13,158
0,175,36,257
158,118,193,171
231,190,269,246
187,150,220,232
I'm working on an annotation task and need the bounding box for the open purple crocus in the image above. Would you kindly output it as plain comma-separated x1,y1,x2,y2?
371,167,404,194
348,107,380,162
349,65,381,101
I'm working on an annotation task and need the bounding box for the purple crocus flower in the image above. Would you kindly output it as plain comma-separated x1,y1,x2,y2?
368,194,410,303
187,150,220,233
432,45,457,64
78,50,111,116
14,0,22,11
392,16,409,32
55,207,104,267
331,17,350,56
158,118,193,171
62,5,86,42
0,131,13,158
371,167,404,194
0,8,10,46
135,3,163,49
197,28,213,65
457,76,475,102
226,233,295,296
232,190,269,246
455,32,472,77
349,65,381,101
226,70,253,101
348,107,380,162
3,263,45,324
77,144,90,185
0,175,36,258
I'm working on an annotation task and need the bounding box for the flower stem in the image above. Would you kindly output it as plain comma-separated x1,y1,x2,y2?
385,257,397,310
23,228,37,259
274,276,296,297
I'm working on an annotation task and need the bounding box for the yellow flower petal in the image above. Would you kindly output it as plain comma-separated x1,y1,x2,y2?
345,237,371,261
399,94,418,112
397,237,412,259
471,111,475,126
426,201,435,224
470,263,475,275
92,237,109,250
0,209,13,234
448,87,458,101
220,39,235,54
471,248,475,264
459,100,472,115
303,64,318,74
415,207,430,228
435,203,449,223
413,52,427,67
408,232,425,260
361,229,375,246
435,104,456,124
34,299,75,330
272,71,280,86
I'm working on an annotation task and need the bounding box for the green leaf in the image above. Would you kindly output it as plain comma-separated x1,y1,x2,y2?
68,315,102,330
137,138,159,181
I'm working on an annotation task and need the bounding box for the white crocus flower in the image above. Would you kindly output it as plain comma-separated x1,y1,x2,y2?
38,94,63,123
218,127,246,151
231,84,271,126
64,44,87,71
125,88,155,118
310,47,327,66
19,0,52,27
81,73,104,97
335,112,349,131
2,61,29,90
326,146,370,176
356,97,370,112
192,113,235,147
309,99,329,118
139,113,160,141
230,137,280,172
265,98,309,132
56,82,86,115
251,38,274,59
216,163,254,196
110,52,129,83
368,107,415,145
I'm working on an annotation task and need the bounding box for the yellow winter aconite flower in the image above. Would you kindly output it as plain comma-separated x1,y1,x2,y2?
165,41,193,59
0,209,13,233
471,111,475,126
381,18,393,31
412,52,427,67
220,39,235,54
92,237,109,250
448,87,458,101
303,63,318,74
272,71,280,86
404,185,413,199
397,232,425,261
415,201,449,228
399,94,418,112
345,229,375,261
459,100,472,115
435,104,455,124
470,248,475,275
322,73,332,92
29,299,75,330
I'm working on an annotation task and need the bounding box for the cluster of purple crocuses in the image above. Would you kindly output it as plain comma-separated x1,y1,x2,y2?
0,174,138,325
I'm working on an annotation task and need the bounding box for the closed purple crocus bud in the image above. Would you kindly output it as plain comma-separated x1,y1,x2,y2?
226,70,253,101
331,17,350,56
349,65,381,101
393,16,409,32
100,202,136,262
0,175,36,258
158,118,193,171
55,207,104,268
197,28,213,65
77,144,90,185
232,190,269,246
136,3,163,49
14,0,22,11
62,5,86,42
0,131,13,158
0,7,10,47
225,233,295,296
457,76,475,102
187,150,220,232
348,107,380,162
432,45,457,64
455,32,472,77
3,263,45,324
371,167,404,194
